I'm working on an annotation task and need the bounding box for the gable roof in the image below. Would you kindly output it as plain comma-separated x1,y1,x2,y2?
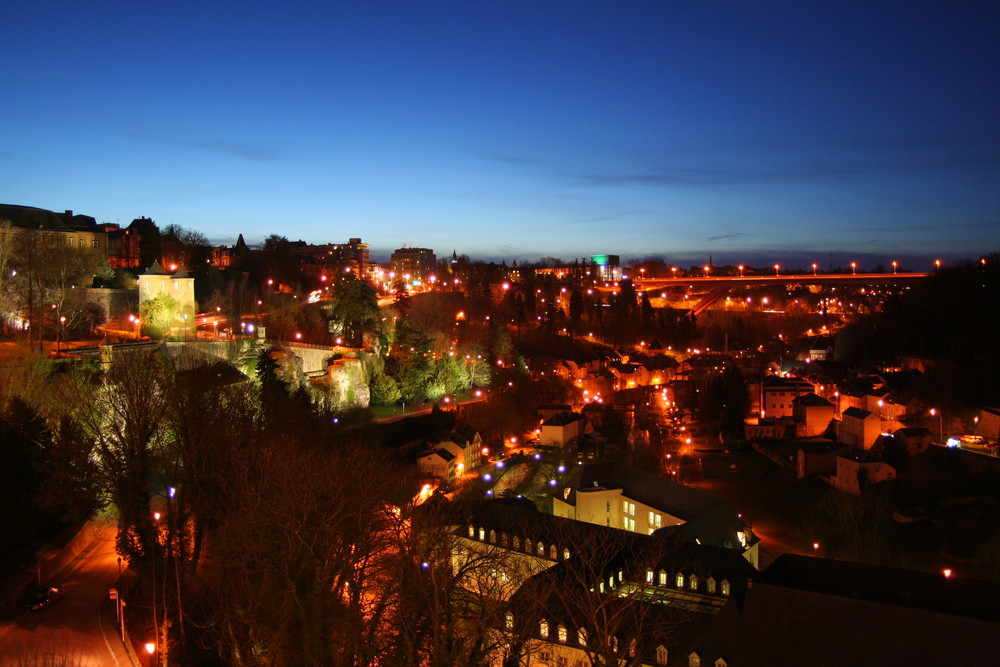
842,406,874,420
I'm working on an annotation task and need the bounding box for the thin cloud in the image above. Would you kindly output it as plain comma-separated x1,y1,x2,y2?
707,232,747,242
124,131,291,162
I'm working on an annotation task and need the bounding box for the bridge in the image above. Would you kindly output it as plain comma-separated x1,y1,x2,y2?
618,272,929,316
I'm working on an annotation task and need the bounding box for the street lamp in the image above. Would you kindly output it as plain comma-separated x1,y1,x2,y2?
850,262,857,275
892,260,898,274
930,408,944,444
811,263,817,276
935,259,941,272
145,643,156,667
773,263,780,277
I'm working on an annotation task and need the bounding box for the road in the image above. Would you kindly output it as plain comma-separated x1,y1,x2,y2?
0,525,135,667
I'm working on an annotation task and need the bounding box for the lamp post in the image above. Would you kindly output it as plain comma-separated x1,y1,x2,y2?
774,263,780,277
930,408,943,444
812,263,817,276
892,260,898,274
145,643,156,667
738,265,744,277
850,261,857,275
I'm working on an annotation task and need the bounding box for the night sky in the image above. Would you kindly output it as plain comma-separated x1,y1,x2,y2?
2,1,998,267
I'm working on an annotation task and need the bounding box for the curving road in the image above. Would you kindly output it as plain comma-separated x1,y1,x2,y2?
0,525,135,667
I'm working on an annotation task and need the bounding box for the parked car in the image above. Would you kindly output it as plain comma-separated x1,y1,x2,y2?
27,587,59,611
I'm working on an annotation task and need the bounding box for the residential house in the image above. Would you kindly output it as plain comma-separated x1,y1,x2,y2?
838,407,882,449
553,462,758,567
759,376,814,419
791,392,834,437
832,448,896,495
540,411,588,447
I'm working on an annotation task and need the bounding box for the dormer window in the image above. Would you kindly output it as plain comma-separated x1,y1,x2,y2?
537,543,546,557
676,572,685,588
646,569,654,583
721,579,731,596
539,619,549,638
658,570,667,586
468,525,474,537
689,652,701,667
478,528,485,541
513,536,521,550
563,547,571,560
558,624,567,643
549,545,557,559
706,577,716,594
689,574,699,590
489,530,496,543
656,646,668,665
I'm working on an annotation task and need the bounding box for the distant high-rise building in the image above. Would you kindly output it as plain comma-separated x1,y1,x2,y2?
391,247,437,282
591,254,621,282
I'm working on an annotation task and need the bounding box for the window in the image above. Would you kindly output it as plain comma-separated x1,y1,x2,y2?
689,652,701,667
478,528,485,541
538,543,546,557
539,651,550,662
467,525,474,537
539,619,549,638
92,239,100,248
689,574,699,590
578,628,587,646
608,575,614,589
646,569,654,583
79,239,85,248
563,547,571,560
549,545,557,559
625,517,636,531
676,573,685,588
656,646,668,665
599,582,605,593
525,540,532,554
658,571,667,586
558,624,567,643
706,577,716,594
500,533,508,547
721,579,731,596
715,659,728,667
489,530,496,543
505,611,514,630
513,537,521,550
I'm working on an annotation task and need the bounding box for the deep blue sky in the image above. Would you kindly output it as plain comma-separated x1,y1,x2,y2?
2,1,998,267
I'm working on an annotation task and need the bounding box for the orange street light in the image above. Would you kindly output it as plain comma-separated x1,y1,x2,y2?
738,265,744,277
812,263,817,275
851,261,857,275
774,263,780,276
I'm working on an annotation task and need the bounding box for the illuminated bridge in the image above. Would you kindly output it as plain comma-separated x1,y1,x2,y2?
622,272,930,316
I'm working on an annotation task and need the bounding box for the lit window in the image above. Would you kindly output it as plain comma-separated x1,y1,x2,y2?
505,611,514,630
721,579,731,596
558,625,567,643
578,628,587,646
478,528,485,541
538,543,546,557
676,573,685,588
658,571,667,586
656,646,668,665
563,548,571,560
689,653,701,667
468,525,474,537
706,577,716,594
513,537,520,550
689,574,699,590
646,569,654,583
539,619,549,638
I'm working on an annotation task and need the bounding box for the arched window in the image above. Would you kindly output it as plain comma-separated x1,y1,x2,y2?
539,619,549,638
608,575,615,590
558,625,567,643
656,646,668,665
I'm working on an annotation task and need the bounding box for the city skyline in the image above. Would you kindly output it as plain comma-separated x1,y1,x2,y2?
2,1,998,266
